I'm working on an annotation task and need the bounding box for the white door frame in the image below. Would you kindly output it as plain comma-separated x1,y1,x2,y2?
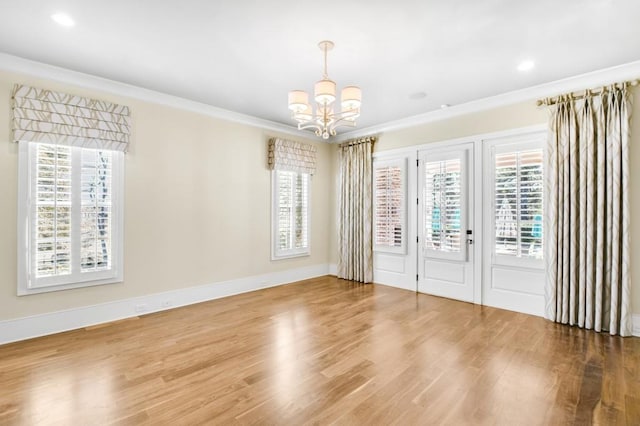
415,139,483,303
370,124,547,310
481,131,546,316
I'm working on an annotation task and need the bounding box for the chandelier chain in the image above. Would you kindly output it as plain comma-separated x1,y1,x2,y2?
322,44,328,80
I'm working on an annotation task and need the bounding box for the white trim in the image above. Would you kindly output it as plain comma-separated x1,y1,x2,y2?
334,60,640,142
633,314,640,337
472,139,483,305
482,299,544,318
373,275,415,292
372,124,548,158
271,170,311,260
0,52,307,140
4,53,638,145
17,142,125,295
0,264,330,346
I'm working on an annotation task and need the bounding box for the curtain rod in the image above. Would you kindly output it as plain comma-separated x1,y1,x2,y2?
339,136,377,147
536,79,639,106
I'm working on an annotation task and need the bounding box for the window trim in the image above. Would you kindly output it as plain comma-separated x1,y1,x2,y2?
271,170,311,260
488,138,544,270
373,156,407,254
421,149,468,262
17,141,125,295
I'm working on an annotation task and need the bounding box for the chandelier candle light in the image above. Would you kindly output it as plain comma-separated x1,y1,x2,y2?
288,41,362,139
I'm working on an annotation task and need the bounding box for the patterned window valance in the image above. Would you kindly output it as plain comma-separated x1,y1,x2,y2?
11,84,131,152
268,137,317,175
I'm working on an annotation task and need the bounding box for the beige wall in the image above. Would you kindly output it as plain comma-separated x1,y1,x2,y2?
330,89,640,315
0,70,331,321
2,67,638,323
373,101,547,151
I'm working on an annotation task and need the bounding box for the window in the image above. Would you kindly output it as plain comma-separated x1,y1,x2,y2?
373,157,406,253
493,146,543,262
18,142,124,295
272,170,310,259
422,151,466,261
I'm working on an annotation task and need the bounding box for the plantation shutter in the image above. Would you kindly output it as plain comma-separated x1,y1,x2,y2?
268,138,317,175
494,149,543,259
12,84,131,152
27,142,121,290
373,158,406,253
292,172,309,249
422,151,466,261
277,171,294,251
274,170,309,257
32,144,73,279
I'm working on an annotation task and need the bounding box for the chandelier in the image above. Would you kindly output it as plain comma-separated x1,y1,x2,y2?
288,41,362,139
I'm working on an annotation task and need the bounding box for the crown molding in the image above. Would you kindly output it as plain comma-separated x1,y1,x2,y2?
0,52,308,139
334,60,640,143
3,52,638,144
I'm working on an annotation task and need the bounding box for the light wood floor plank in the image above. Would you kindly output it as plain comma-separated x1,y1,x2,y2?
1,276,639,425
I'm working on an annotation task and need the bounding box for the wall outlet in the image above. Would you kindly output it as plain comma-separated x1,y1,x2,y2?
134,303,148,313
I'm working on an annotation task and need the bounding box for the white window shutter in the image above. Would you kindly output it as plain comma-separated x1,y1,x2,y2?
18,141,124,295
272,170,310,259
373,158,406,254
33,144,73,277
422,151,466,261
494,148,543,260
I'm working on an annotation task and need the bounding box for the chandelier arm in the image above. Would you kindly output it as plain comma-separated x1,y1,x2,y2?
297,122,322,132
331,119,358,131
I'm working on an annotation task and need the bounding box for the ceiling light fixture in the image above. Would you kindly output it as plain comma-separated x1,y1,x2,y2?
517,60,535,72
51,12,75,27
288,41,361,139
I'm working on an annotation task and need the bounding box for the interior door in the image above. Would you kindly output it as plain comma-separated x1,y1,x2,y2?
417,144,474,302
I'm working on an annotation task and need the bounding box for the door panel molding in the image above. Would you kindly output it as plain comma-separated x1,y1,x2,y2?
417,142,475,302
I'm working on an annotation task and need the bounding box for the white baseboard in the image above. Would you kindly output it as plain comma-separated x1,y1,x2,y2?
372,272,416,292
373,278,415,292
633,314,640,337
0,264,330,345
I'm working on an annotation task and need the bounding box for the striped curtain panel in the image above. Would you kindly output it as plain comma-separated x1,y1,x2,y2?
12,84,131,152
545,84,632,336
338,136,376,283
268,138,317,174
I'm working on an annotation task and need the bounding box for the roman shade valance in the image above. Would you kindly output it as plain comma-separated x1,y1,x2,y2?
268,138,317,175
12,84,131,152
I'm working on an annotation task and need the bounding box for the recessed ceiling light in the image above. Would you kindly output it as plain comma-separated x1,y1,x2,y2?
51,13,75,27
440,104,450,109
517,60,535,72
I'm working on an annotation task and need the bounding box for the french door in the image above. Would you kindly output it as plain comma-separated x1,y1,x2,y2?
417,144,475,302
481,134,545,315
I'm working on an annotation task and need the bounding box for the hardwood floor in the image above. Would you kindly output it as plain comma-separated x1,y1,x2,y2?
1,276,639,425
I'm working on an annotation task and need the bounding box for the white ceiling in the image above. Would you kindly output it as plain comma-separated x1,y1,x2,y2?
1,0,639,135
